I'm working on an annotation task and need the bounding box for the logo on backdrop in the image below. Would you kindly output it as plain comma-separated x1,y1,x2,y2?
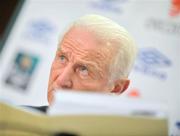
23,20,56,44
4,51,39,91
134,48,172,80
90,0,128,13
145,18,180,36
169,0,180,17
127,88,141,98
176,121,180,130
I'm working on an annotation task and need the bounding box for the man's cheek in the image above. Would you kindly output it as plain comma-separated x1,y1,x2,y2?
75,80,99,91
51,61,60,69
51,67,64,82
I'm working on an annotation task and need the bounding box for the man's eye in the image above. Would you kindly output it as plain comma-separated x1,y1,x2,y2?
79,66,89,77
59,55,67,63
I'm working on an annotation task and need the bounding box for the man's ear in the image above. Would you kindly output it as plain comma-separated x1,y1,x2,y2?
111,79,130,94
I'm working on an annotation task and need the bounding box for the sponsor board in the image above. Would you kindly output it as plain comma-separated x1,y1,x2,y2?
145,18,180,36
22,19,56,44
89,0,128,13
4,51,39,91
169,0,180,17
134,48,172,80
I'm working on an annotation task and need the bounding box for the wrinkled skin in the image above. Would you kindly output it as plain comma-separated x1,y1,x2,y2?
47,27,129,104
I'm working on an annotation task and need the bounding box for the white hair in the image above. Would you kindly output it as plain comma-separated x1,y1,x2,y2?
65,14,137,82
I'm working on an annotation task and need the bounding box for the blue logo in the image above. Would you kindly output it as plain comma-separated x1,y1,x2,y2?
134,48,172,80
23,20,56,44
90,0,128,13
176,121,180,130
176,121,180,129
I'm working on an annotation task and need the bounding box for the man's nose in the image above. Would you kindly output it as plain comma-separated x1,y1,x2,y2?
56,65,73,89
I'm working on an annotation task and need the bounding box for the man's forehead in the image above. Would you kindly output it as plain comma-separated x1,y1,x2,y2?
58,43,103,60
58,26,116,66
62,27,101,50
58,28,101,55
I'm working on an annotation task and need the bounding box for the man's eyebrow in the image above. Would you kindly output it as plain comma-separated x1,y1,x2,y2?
57,47,62,51
84,60,105,78
76,59,102,73
76,60,104,78
57,47,66,54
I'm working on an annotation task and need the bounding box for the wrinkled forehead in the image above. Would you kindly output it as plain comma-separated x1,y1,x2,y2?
59,26,117,53
59,27,118,66
61,27,100,50
59,28,116,68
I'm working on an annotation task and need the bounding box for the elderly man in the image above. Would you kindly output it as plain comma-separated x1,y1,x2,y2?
47,14,137,104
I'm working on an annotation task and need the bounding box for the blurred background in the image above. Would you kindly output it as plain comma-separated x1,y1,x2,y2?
0,0,179,135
